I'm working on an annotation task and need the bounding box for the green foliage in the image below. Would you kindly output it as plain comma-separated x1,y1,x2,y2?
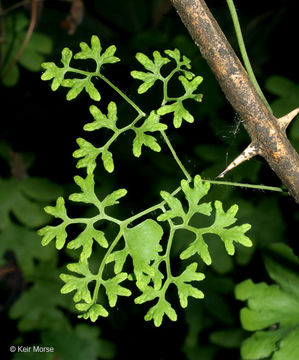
159,177,251,263
132,48,203,128
132,110,167,157
40,324,115,360
13,324,115,360
9,261,72,333
1,2,297,359
0,150,114,358
39,35,205,177
0,177,63,276
0,224,54,277
0,177,61,229
1,12,53,86
41,36,119,101
131,51,170,94
236,244,299,360
39,35,252,327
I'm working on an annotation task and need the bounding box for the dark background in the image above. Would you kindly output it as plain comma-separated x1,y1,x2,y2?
1,1,299,359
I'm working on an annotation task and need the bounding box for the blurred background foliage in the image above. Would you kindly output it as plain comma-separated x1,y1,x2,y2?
0,0,298,359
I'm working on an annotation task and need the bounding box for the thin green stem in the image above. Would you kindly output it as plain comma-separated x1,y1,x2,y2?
160,130,191,181
204,179,284,192
124,177,284,228
102,113,144,150
160,67,192,181
162,66,180,105
93,229,123,301
98,73,146,117
124,183,185,225
164,225,175,279
124,202,165,225
226,0,272,112
68,67,146,117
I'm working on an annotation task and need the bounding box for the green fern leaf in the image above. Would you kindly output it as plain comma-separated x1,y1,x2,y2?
67,224,108,261
158,176,251,264
38,223,67,250
104,273,131,307
73,102,119,173
43,196,68,219
73,138,101,175
60,260,95,303
101,188,127,208
101,149,114,173
74,35,102,60
86,102,118,132
77,303,109,321
180,232,212,265
124,219,163,283
134,284,160,304
132,111,167,157
157,191,186,221
212,201,252,255
69,174,99,204
41,48,72,91
132,132,160,157
181,176,211,213
131,51,170,94
164,48,191,69
106,247,129,274
144,298,177,327
173,263,205,308
39,35,254,329
38,197,69,249
74,35,120,69
136,51,170,72
62,77,100,101
178,75,203,97
130,71,158,94
42,36,119,101
157,101,194,128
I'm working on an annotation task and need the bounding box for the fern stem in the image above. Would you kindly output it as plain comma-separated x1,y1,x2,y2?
204,179,284,192
226,0,272,112
160,130,191,181
93,229,123,302
125,177,283,227
160,68,192,181
124,203,165,225
164,225,175,279
68,67,146,117
102,113,144,151
162,66,180,103
98,73,146,117
124,184,184,225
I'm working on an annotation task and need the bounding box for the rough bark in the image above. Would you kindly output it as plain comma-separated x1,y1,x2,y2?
170,0,299,203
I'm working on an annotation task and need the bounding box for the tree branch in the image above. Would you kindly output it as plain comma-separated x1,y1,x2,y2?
169,0,299,203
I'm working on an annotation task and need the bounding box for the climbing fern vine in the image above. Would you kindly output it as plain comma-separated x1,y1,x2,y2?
39,35,252,326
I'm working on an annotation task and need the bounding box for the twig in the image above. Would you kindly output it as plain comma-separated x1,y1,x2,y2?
169,0,299,203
